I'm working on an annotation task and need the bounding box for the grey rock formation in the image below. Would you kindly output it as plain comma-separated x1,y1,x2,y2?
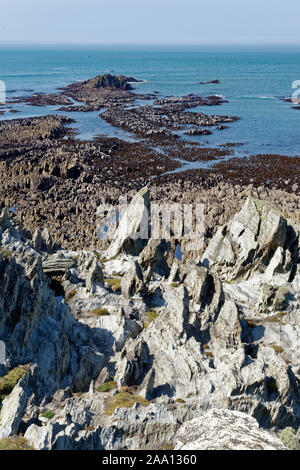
202,198,287,281
175,409,288,450
138,239,170,280
120,261,145,299
1,195,300,450
42,255,76,273
86,259,104,292
106,187,150,258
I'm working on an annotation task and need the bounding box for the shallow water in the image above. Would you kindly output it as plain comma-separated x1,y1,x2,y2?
1,46,300,156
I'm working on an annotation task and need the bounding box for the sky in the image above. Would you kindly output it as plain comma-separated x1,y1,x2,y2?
0,0,300,46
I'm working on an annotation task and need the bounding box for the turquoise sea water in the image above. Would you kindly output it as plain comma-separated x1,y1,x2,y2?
0,46,300,156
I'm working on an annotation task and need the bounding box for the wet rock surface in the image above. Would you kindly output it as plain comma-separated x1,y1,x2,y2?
101,101,238,137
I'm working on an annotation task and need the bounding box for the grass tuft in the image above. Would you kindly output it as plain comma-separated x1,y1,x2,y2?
96,380,117,393
105,278,121,292
0,437,33,451
41,410,55,420
271,344,284,354
105,387,149,416
144,309,159,328
90,308,110,316
1,249,11,259
0,367,28,403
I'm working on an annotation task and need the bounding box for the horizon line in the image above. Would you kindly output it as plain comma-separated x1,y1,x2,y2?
1,41,300,49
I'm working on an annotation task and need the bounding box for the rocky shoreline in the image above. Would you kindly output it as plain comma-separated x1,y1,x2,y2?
1,74,300,450
0,191,300,450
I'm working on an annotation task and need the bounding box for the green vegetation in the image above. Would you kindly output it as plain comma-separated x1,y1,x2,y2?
144,309,159,328
271,344,284,354
96,380,117,393
93,251,101,260
41,410,55,420
105,387,149,416
176,398,186,404
101,255,117,263
279,427,298,450
266,312,287,324
0,437,33,451
105,278,122,292
0,367,27,403
0,249,11,259
90,308,110,316
171,282,179,288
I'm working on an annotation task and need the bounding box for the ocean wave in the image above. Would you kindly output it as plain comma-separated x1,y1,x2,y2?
130,79,148,84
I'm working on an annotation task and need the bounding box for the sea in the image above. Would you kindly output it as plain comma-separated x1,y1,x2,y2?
0,45,300,157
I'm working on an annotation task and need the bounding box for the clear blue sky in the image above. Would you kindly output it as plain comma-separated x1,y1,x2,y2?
1,0,300,46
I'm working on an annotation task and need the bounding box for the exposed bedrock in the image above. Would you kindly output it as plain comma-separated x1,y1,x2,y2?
1,191,300,450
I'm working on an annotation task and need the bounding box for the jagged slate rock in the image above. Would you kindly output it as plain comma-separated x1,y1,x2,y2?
106,187,150,258
94,367,110,388
167,261,179,284
120,260,145,299
138,238,170,280
41,228,55,252
115,341,150,388
210,300,242,351
25,420,104,451
2,194,300,450
73,349,105,393
114,317,143,352
139,368,156,400
174,409,288,450
183,263,209,304
86,259,104,292
32,228,43,251
202,198,287,280
0,208,11,233
24,424,54,450
101,402,181,450
42,256,76,273
0,372,31,439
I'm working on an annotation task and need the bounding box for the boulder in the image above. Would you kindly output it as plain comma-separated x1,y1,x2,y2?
175,409,288,450
138,239,170,280
202,198,287,281
106,187,150,258
86,259,104,292
43,256,76,273
120,261,145,299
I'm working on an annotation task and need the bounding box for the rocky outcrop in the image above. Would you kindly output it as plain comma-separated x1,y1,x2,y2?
1,194,300,450
42,255,76,273
202,198,288,281
106,187,150,258
175,409,287,450
82,74,141,91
